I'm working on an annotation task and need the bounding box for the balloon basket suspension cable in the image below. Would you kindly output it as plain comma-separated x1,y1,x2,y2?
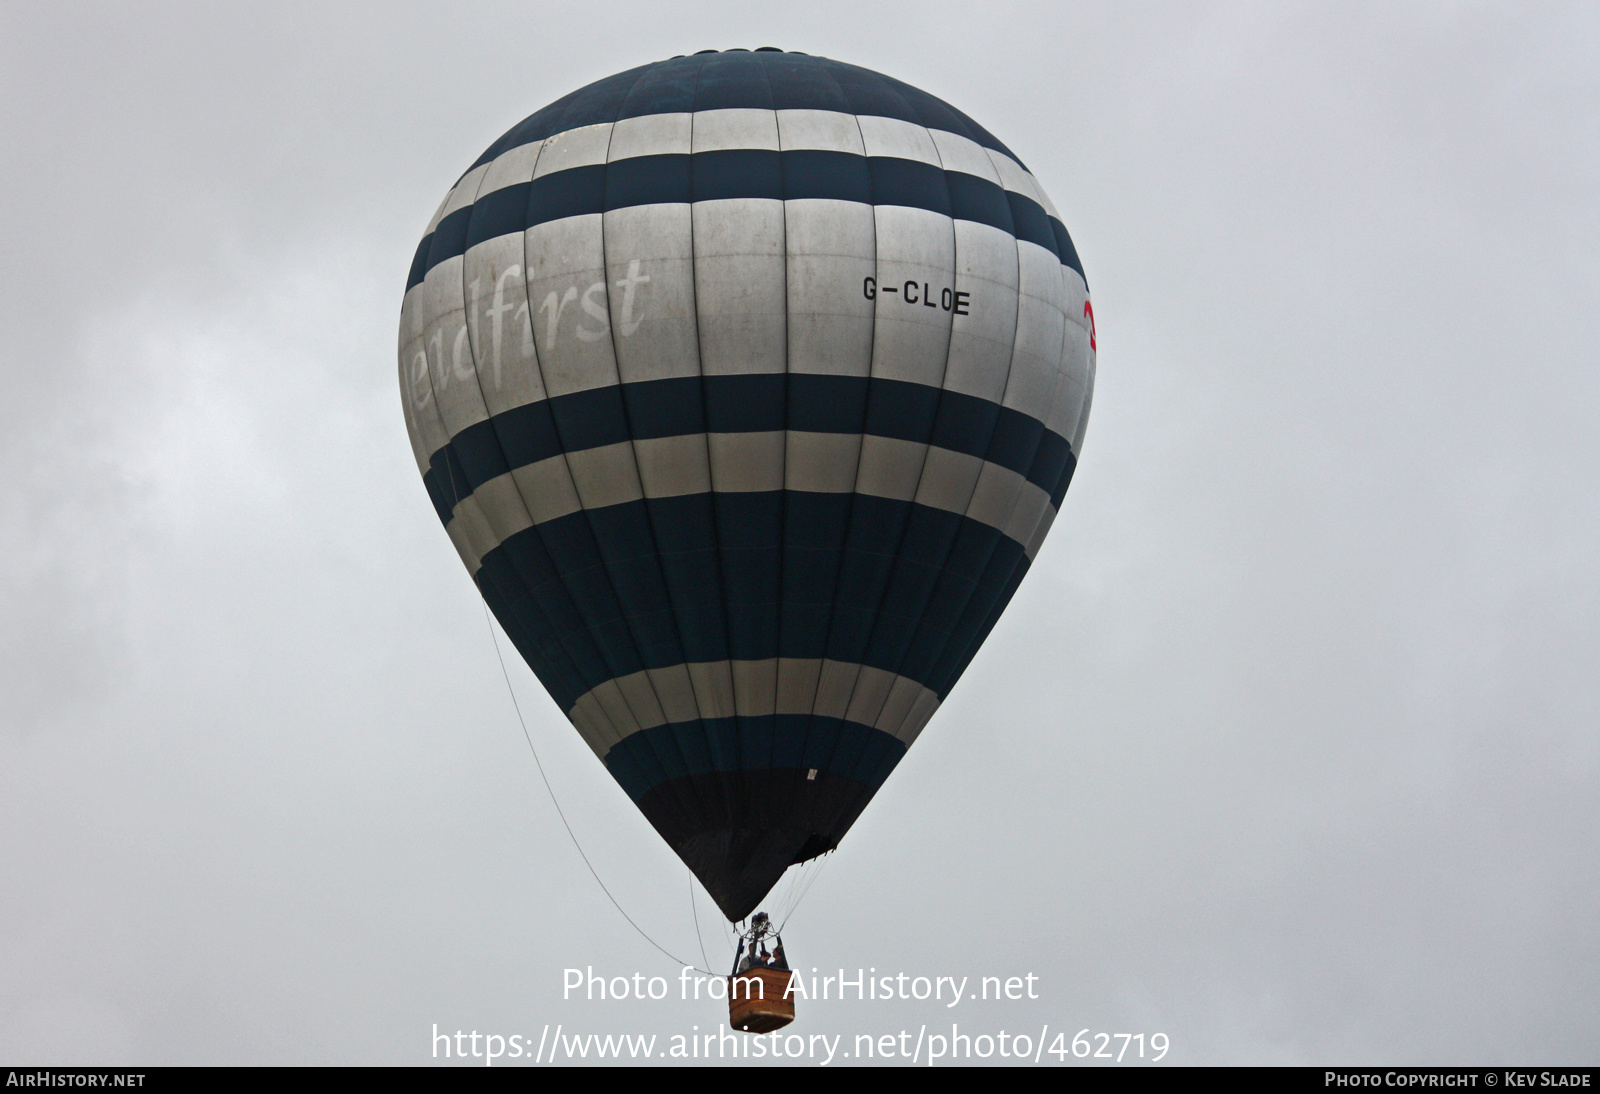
689,875,714,975
483,603,722,977
772,851,832,933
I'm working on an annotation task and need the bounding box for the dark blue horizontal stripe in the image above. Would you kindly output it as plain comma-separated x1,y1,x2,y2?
692,50,776,114
407,151,1083,289
1006,190,1059,258
946,170,1015,235
406,236,431,292
935,529,1039,703
922,441,1075,689
421,373,1075,530
868,156,949,217
604,714,906,801
694,148,782,202
783,149,872,204
528,162,607,225
850,422,1078,684
474,490,1033,712
463,51,1024,181
424,204,472,279
1033,428,1075,509
466,180,533,249
608,154,689,208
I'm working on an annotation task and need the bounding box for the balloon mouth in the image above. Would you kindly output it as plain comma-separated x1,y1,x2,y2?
633,766,876,921
677,828,820,922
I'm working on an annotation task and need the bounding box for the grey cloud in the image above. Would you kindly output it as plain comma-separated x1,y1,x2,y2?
1,0,1595,1065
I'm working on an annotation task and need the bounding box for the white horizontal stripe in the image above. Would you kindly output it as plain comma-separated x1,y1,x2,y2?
1072,369,1094,458
784,432,861,493
444,432,1057,575
565,658,943,759
691,197,789,382
439,162,490,220
532,122,613,178
984,146,1038,202
943,220,1022,405
691,108,780,153
927,128,1001,183
479,139,543,197
633,434,712,498
421,190,452,237
441,109,1052,247
776,109,867,155
855,114,942,166
601,203,703,385
566,442,644,510
855,435,927,501
608,112,692,160
708,432,785,492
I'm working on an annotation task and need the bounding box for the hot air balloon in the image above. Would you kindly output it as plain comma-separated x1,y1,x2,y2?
398,48,1094,930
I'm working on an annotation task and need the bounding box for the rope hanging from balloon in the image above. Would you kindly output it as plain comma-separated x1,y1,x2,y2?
483,602,723,977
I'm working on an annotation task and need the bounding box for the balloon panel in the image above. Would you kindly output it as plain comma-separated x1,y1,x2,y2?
399,50,1094,920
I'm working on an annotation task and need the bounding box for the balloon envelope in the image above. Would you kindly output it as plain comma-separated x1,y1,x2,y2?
399,49,1094,920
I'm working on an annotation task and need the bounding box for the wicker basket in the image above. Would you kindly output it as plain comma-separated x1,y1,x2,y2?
728,967,796,1033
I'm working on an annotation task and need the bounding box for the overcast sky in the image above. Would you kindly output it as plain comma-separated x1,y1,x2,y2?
2,1,1596,1067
